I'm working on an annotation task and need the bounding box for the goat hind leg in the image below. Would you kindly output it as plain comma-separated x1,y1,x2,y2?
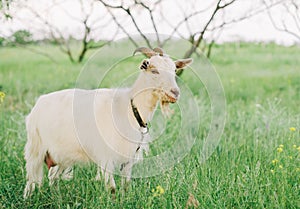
48,165,64,186
61,167,73,181
23,156,44,199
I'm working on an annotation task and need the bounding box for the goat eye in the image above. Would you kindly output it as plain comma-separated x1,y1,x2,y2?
151,69,159,74
140,60,150,70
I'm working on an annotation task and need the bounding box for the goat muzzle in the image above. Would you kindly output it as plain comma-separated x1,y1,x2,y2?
164,93,178,103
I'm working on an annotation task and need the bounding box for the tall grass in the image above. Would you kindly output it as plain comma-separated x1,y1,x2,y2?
0,43,299,208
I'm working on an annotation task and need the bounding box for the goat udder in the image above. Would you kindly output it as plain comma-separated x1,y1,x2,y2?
44,151,57,169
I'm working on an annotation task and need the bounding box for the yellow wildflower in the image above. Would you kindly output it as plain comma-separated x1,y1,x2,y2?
278,165,283,169
270,169,275,174
288,156,293,160
289,127,296,132
293,145,297,149
279,144,284,148
296,168,300,172
152,185,165,197
0,91,5,104
156,185,165,195
297,146,300,151
277,147,283,153
272,159,278,164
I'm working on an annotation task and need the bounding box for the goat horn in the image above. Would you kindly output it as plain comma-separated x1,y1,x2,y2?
133,47,156,58
153,47,164,56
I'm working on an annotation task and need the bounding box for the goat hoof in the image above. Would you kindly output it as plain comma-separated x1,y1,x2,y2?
110,187,116,200
111,187,116,194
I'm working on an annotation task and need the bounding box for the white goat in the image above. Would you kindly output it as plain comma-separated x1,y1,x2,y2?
23,47,192,198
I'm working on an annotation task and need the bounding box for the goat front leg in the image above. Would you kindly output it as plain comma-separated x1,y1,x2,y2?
96,166,116,195
121,162,133,193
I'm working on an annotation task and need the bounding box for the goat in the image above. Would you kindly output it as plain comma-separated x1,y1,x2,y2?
23,47,193,198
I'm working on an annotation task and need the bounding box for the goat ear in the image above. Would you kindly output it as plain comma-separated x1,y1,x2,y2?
175,58,193,69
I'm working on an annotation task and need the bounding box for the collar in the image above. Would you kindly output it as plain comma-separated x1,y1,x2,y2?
130,98,149,154
130,98,148,129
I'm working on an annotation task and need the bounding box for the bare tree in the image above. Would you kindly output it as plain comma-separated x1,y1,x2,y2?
98,1,281,59
98,0,162,48
11,0,115,63
182,0,236,59
97,0,237,61
2,0,290,66
185,0,284,59
264,0,300,42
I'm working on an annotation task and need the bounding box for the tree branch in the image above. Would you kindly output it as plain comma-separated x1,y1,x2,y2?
135,0,161,46
161,2,216,46
183,0,224,59
264,0,300,41
207,0,283,32
22,3,75,62
98,0,152,48
105,7,139,47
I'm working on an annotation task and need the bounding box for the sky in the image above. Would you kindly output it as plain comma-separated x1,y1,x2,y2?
0,0,299,45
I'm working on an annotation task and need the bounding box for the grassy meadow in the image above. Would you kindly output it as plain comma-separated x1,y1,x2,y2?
0,42,299,208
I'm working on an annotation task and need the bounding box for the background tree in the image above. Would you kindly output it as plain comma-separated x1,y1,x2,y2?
0,0,292,65
98,0,283,69
5,0,116,63
264,0,300,42
10,30,33,45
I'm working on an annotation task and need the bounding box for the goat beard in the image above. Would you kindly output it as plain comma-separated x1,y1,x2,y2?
160,100,174,118
153,90,175,118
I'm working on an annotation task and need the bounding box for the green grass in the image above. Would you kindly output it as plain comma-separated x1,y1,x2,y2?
0,42,299,208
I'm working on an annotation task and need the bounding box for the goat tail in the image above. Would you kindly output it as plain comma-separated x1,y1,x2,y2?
23,115,45,199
